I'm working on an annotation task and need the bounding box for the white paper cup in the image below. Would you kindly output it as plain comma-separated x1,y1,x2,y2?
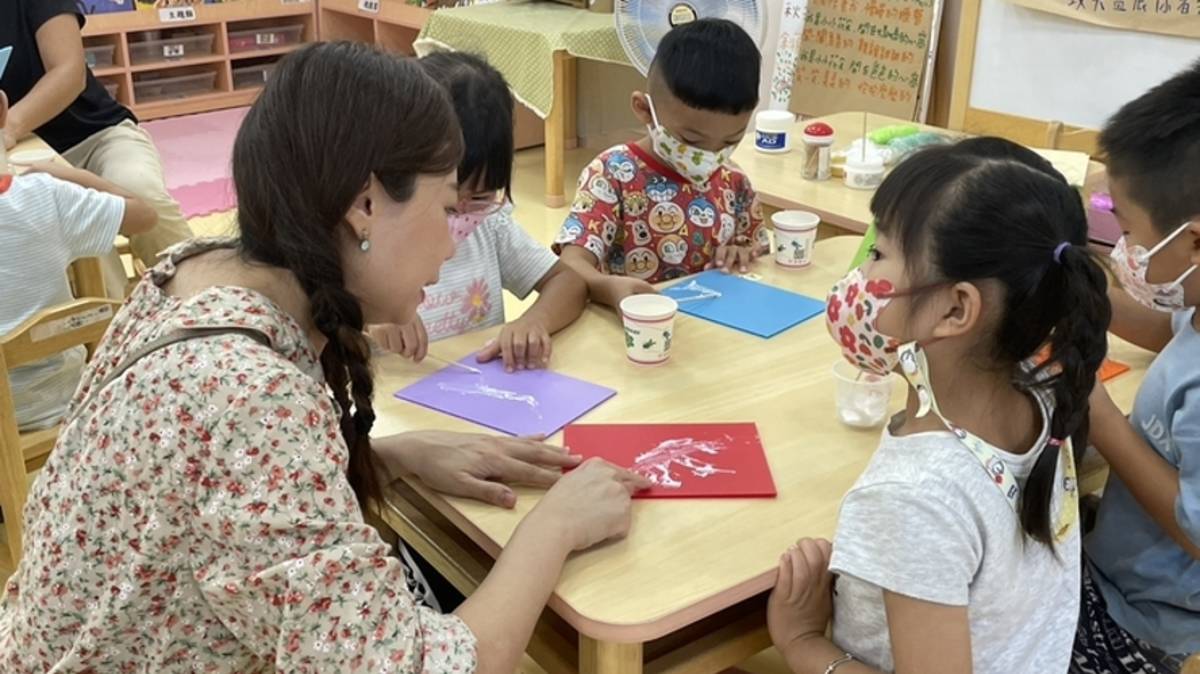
772,210,820,268
620,294,678,365
832,360,896,428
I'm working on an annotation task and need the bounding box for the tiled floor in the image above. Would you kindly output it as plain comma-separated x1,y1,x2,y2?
189,142,792,674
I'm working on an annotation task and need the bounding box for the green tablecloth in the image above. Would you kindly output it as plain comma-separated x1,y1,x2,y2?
414,0,631,118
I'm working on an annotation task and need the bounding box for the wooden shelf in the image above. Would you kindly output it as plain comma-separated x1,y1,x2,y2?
82,0,314,35
319,0,432,29
229,45,300,61
133,87,260,121
78,0,316,120
129,54,227,74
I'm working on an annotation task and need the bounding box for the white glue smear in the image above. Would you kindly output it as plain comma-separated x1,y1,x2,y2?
631,436,736,489
437,381,543,419
672,280,722,302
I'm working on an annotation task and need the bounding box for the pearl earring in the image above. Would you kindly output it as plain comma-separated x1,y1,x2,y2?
359,231,371,253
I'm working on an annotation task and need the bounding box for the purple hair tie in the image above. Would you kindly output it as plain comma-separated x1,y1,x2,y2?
1053,242,1071,264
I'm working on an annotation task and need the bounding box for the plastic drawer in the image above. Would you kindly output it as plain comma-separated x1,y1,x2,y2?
228,24,304,53
84,44,116,69
128,33,215,65
133,70,218,103
232,62,277,90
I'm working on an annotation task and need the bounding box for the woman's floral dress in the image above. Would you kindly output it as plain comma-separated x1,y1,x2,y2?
0,240,477,673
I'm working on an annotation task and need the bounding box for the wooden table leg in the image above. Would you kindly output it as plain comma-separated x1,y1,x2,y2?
545,50,577,208
581,637,643,674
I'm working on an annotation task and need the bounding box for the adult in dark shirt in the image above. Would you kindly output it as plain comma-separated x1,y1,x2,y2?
1,0,193,297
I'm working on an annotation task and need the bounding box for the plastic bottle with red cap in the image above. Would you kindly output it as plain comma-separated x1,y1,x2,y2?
801,122,835,181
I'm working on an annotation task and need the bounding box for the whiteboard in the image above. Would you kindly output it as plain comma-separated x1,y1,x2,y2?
969,0,1199,129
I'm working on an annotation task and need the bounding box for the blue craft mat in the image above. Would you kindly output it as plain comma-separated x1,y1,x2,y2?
662,270,826,339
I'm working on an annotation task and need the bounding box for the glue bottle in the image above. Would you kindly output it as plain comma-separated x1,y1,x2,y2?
801,122,834,181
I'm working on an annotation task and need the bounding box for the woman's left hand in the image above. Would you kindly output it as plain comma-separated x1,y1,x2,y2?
374,430,582,508
767,538,835,652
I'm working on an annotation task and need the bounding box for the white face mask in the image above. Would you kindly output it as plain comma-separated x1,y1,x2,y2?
644,94,734,188
1110,221,1198,312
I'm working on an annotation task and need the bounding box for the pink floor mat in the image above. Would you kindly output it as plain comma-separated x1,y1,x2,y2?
142,106,247,218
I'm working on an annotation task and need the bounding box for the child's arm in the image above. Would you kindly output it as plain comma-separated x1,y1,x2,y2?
1108,284,1175,352
30,161,156,236
559,245,657,310
477,261,587,371
1091,382,1200,559
766,539,969,674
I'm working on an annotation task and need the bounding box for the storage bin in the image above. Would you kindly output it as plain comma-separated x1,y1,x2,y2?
102,82,120,99
133,70,217,103
128,33,215,65
84,44,116,69
232,62,276,90
228,24,304,53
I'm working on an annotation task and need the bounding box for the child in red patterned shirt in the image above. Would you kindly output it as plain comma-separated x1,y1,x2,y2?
554,18,769,308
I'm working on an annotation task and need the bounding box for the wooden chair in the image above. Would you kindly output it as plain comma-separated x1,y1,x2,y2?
1184,653,1200,674
0,282,119,571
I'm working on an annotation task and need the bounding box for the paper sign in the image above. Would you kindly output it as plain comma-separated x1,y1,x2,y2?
565,423,777,498
28,305,113,343
163,43,185,58
1007,0,1200,39
358,0,381,13
396,357,616,437
661,270,826,339
158,6,196,23
255,33,278,46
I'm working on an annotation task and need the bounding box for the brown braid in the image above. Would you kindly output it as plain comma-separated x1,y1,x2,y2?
231,42,462,508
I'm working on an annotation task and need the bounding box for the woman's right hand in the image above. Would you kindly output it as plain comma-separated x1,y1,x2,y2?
529,459,650,551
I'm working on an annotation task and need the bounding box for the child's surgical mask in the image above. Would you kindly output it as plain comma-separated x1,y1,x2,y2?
1110,220,1198,312
644,94,734,188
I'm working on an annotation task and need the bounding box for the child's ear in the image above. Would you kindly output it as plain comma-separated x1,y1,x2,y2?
929,282,983,340
630,91,653,126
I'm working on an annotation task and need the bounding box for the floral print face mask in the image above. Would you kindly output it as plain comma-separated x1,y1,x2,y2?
825,265,904,377
644,94,734,188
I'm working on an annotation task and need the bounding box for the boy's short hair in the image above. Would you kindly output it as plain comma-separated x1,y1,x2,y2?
648,18,760,115
1100,58,1200,234
419,51,514,199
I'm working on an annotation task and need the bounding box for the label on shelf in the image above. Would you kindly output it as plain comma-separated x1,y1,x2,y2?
358,0,381,13
280,0,311,4
163,43,185,58
158,6,197,23
255,33,279,46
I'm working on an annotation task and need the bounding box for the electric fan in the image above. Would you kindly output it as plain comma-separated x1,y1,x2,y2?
615,0,767,76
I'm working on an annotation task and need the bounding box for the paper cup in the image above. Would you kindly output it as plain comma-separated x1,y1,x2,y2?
620,294,678,365
772,210,820,268
832,360,896,428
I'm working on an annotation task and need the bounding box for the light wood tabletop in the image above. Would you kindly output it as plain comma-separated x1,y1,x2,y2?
371,235,1152,672
730,111,1105,236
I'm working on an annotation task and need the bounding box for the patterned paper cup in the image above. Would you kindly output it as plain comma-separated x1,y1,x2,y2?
620,294,678,365
772,210,821,268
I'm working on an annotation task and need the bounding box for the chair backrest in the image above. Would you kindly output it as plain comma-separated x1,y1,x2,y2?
67,257,107,300
1183,653,1200,674
0,297,120,571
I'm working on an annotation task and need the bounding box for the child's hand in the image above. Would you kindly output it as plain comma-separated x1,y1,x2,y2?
478,316,551,372
366,318,428,362
767,538,834,652
709,242,760,274
597,276,657,309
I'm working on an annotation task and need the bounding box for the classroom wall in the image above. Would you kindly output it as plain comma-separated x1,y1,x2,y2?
572,0,964,145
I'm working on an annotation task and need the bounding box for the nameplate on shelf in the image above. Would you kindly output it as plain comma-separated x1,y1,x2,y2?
280,0,311,4
358,0,381,13
158,6,197,23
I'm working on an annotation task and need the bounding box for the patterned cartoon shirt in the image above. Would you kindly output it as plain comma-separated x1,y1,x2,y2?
552,143,767,284
0,240,477,674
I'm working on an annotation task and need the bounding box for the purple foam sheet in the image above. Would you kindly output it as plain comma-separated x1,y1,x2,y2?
395,357,617,437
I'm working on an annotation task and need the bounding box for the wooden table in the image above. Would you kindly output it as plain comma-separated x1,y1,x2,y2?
371,236,1152,674
731,111,1105,235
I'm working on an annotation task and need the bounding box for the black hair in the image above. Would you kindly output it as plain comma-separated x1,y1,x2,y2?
420,51,514,201
1100,58,1200,234
234,42,462,509
872,138,1111,547
953,137,1063,180
648,18,760,115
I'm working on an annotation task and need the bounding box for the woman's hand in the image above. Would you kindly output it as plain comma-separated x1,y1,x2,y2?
367,318,428,362
373,430,582,508
524,458,650,551
767,538,835,652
